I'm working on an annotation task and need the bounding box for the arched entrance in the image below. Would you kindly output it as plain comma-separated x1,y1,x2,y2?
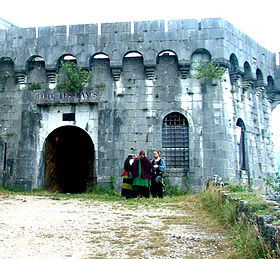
44,126,95,193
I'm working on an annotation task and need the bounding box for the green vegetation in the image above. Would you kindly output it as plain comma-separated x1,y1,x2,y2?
201,185,279,258
194,59,226,80
57,61,93,91
164,177,189,196
263,174,280,201
5,132,16,137
0,74,9,85
1,182,279,257
95,83,105,89
28,82,41,91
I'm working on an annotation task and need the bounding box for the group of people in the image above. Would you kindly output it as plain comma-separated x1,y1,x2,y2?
121,150,166,199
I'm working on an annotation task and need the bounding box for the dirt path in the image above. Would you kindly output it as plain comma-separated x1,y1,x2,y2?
0,194,232,258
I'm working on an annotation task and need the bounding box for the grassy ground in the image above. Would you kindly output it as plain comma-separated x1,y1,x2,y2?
0,186,278,258
201,186,280,258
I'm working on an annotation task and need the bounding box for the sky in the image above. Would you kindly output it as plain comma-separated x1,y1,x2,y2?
0,0,279,53
1,0,280,148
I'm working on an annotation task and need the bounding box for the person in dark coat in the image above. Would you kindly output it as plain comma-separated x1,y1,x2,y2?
121,154,136,198
132,150,153,198
151,150,166,198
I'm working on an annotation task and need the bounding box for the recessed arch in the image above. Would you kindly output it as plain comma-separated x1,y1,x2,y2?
158,50,176,57
229,53,239,72
90,52,110,62
256,68,263,80
44,125,95,193
243,61,252,80
122,51,144,80
157,50,178,64
191,48,211,62
0,57,14,71
57,54,77,69
26,55,45,72
236,118,246,130
156,50,179,81
267,75,274,89
90,53,111,81
0,57,15,91
0,57,14,66
124,51,143,58
26,55,48,89
256,68,264,87
90,53,110,67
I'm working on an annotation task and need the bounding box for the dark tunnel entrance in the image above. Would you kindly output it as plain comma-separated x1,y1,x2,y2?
44,126,95,193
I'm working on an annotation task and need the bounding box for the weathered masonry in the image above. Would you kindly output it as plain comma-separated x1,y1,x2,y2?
0,18,279,192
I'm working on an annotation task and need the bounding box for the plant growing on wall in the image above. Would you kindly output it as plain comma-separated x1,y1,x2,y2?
28,82,41,91
195,59,226,80
57,61,93,91
95,83,105,89
262,174,280,201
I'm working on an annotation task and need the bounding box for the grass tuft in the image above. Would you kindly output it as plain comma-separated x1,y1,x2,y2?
200,186,278,258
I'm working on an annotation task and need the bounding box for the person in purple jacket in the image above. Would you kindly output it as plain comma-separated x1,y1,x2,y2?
132,150,153,198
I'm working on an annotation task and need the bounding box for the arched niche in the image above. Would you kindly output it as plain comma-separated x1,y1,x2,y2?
90,53,111,84
57,54,77,69
267,75,274,90
256,68,264,87
243,61,253,80
26,55,48,89
229,53,241,84
190,49,211,78
229,53,240,73
191,48,211,63
122,51,144,81
0,57,15,91
57,54,77,87
156,50,179,80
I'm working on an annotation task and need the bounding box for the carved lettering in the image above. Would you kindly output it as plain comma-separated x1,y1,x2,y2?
38,91,97,100
38,93,55,100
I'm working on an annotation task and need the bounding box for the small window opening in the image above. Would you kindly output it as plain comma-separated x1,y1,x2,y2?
63,113,75,121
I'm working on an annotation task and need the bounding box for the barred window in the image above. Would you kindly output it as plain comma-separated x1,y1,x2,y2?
162,112,189,168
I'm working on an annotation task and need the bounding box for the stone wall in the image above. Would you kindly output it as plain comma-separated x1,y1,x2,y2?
0,18,279,191
221,190,280,253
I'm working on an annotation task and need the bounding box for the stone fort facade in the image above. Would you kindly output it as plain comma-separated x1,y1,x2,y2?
0,18,279,193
